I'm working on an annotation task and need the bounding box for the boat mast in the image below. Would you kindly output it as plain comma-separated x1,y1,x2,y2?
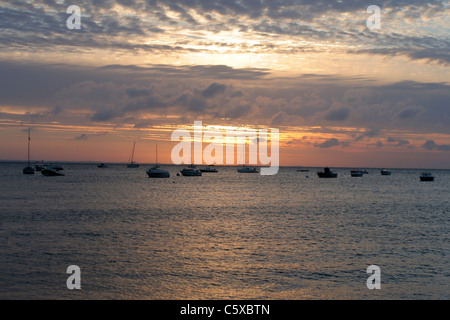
27,129,31,166
130,142,135,163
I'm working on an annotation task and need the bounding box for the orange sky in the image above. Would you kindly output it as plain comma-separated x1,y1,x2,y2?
0,1,449,168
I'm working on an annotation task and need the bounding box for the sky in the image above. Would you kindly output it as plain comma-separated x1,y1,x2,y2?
0,0,449,168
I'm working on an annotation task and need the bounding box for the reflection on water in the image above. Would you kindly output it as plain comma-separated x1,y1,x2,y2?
0,163,449,299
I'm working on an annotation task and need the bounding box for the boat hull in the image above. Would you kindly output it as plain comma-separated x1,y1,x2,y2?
317,173,337,178
23,167,35,175
351,171,363,177
181,170,202,176
317,168,337,178
147,171,170,178
41,169,64,176
420,177,434,181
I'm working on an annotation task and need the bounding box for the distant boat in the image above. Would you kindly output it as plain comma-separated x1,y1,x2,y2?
237,165,258,173
420,172,434,181
297,169,309,172
127,142,139,168
41,165,64,176
98,163,108,168
200,165,218,173
317,167,337,178
350,170,364,177
381,169,391,176
146,144,170,178
23,130,35,175
35,161,44,171
181,165,202,176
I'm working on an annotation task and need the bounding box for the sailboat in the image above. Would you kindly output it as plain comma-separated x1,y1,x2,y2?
146,144,170,178
127,142,139,168
23,129,35,175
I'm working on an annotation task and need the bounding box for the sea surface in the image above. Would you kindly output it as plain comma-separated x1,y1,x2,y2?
0,163,448,300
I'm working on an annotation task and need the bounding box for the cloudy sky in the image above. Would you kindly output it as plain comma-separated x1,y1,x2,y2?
0,0,449,168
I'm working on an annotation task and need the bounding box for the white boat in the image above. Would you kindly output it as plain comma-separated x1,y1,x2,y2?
181,165,202,176
23,130,35,175
237,165,258,173
200,165,218,173
420,172,434,181
381,169,391,176
146,144,170,178
127,142,139,168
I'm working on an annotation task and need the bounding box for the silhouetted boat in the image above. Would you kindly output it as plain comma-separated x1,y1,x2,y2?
147,166,170,178
181,165,202,176
200,165,218,173
381,169,391,176
41,166,65,176
22,130,35,175
35,162,44,171
317,167,337,178
420,172,434,181
146,144,170,178
237,165,258,173
98,163,108,168
351,170,364,177
127,142,139,168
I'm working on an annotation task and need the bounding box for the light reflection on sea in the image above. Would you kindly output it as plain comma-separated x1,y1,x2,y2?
0,163,448,299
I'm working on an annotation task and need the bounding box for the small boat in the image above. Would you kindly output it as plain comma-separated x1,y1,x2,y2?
317,167,337,178
23,130,35,175
147,166,170,178
351,170,364,177
381,169,391,176
200,165,218,173
127,142,139,168
420,172,434,181
237,165,258,173
181,166,202,176
146,144,170,178
41,166,65,176
98,163,108,168
35,162,44,171
297,169,309,172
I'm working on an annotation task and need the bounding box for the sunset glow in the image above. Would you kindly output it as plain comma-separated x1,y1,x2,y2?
1,1,449,168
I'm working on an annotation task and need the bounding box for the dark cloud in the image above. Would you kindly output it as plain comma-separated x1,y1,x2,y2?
397,107,421,120
201,83,227,98
316,138,340,149
324,107,350,121
422,140,450,151
1,0,447,65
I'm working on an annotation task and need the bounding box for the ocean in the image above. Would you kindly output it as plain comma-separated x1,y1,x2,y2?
0,163,448,300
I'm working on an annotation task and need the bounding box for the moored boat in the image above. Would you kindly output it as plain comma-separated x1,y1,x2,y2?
350,170,364,177
41,166,65,176
317,167,337,178
147,166,170,178
420,172,434,181
237,165,258,173
200,165,218,173
181,166,202,176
